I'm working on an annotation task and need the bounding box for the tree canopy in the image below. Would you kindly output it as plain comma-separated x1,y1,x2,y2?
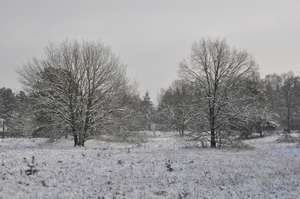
18,39,137,146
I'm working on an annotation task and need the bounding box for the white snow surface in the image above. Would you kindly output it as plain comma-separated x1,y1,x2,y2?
0,132,300,199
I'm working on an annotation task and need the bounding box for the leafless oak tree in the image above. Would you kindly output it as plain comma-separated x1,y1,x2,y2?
179,38,257,148
18,40,137,146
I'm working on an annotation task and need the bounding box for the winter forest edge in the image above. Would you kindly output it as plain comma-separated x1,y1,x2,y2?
1,38,300,198
1,38,299,147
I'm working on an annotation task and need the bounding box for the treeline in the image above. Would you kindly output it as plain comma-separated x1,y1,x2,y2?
155,38,300,147
156,72,300,136
0,86,154,145
1,38,299,148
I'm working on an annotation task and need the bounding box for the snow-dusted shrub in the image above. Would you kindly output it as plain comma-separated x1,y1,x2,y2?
23,156,39,175
165,160,174,172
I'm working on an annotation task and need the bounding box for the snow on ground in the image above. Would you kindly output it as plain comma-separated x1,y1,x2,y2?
0,132,300,199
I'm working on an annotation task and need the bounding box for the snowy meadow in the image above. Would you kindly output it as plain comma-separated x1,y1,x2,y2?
1,132,300,199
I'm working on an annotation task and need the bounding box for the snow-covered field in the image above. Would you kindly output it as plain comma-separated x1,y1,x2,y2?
1,132,300,199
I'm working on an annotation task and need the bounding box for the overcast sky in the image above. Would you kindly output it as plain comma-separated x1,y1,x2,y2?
1,0,300,103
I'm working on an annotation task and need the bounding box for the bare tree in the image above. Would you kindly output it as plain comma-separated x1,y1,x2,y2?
18,39,137,146
157,80,194,136
178,38,257,148
231,72,278,138
263,73,283,128
276,72,300,133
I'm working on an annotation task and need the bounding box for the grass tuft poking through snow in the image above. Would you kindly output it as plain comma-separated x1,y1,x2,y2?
0,132,300,198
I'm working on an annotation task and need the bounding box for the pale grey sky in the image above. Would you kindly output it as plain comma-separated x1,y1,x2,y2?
1,0,300,103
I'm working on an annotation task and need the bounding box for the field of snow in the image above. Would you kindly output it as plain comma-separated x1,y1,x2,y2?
1,132,300,199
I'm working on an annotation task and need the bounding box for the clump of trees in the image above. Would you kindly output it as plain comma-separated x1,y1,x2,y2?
156,38,300,148
158,38,258,147
0,88,36,138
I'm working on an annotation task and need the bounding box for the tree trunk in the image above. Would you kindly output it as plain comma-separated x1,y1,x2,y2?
287,90,291,134
287,107,291,134
257,122,263,137
78,132,84,147
245,132,249,139
180,124,185,136
211,129,216,148
74,133,78,147
210,108,217,148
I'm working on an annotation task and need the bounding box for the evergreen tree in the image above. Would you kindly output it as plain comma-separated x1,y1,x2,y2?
0,87,16,130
